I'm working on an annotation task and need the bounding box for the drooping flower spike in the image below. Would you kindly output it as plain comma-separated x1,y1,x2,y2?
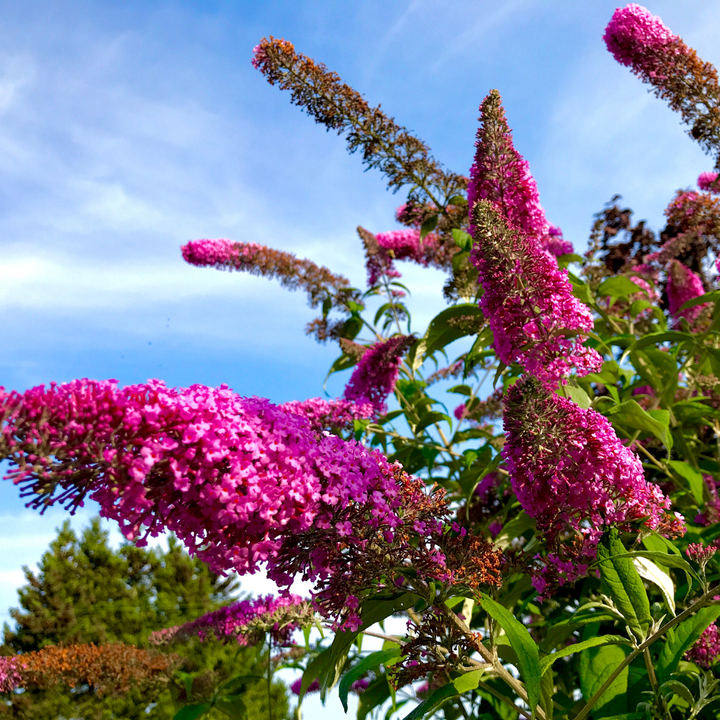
149,594,312,647
604,4,720,170
0,379,409,577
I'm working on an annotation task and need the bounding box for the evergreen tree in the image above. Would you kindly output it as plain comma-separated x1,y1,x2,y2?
1,519,290,720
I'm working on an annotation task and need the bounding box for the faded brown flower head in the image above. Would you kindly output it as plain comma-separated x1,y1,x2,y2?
7,643,179,696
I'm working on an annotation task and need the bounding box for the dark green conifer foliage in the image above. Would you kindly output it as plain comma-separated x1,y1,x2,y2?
1,519,290,720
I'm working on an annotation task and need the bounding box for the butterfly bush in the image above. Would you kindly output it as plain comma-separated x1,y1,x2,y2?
0,644,178,695
279,397,373,431
666,259,707,325
149,594,311,647
604,4,720,170
686,624,720,669
361,227,446,286
343,335,415,414
0,379,413,578
503,376,681,592
468,89,549,241
0,657,22,693
603,3,678,70
699,171,720,193
545,225,574,257
182,239,351,309
470,200,602,384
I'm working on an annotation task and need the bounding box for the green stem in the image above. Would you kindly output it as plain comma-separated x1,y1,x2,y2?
476,680,533,720
644,646,672,720
574,583,720,720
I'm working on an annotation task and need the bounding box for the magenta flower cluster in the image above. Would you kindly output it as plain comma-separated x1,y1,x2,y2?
149,594,307,647
181,238,237,266
503,377,677,565
603,4,678,72
686,623,720,669
0,379,405,578
468,90,549,241
544,226,574,258
366,229,441,286
666,259,706,325
343,335,414,414
471,201,601,385
698,171,720,193
0,656,22,693
279,397,373,431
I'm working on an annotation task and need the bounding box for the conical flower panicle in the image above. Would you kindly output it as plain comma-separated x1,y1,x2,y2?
503,376,677,554
358,226,451,286
468,90,549,240
343,335,415,414
470,200,601,384
666,259,708,326
279,397,374,431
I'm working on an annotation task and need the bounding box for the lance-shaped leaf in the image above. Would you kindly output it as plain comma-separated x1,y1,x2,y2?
479,593,541,713
596,530,651,641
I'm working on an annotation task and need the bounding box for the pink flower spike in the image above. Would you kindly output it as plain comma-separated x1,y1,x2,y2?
503,376,679,564
699,171,720,194
343,336,414,414
470,200,601,385
603,4,678,69
666,259,707,326
468,90,549,241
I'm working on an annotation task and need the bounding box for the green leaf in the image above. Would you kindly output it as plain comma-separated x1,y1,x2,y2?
420,215,438,240
598,276,647,300
557,253,584,266
629,299,652,318
452,228,473,251
540,667,554,720
297,648,333,706
414,411,452,433
173,705,211,720
579,643,629,717
401,670,485,720
320,593,420,693
605,400,672,450
414,304,484,367
632,556,675,615
447,195,468,207
357,676,391,720
629,331,693,352
338,648,401,712
596,530,651,641
540,635,629,675
631,347,678,406
453,668,486,693
668,460,704,504
569,273,594,306
597,550,699,586
215,696,248,720
657,605,720,682
479,593,541,713
563,383,591,409
402,684,458,720
679,289,720,310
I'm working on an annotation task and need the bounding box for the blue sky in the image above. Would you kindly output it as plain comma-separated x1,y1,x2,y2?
0,0,719,714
